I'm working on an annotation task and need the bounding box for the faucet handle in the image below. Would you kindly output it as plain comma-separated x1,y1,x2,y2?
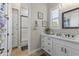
72,35,75,38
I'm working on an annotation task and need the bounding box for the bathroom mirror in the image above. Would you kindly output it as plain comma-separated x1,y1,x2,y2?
62,8,79,29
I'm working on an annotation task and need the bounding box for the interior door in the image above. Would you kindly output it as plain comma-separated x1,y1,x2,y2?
12,9,18,48
21,16,30,47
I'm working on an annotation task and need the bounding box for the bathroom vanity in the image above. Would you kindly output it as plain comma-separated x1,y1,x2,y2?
41,33,79,56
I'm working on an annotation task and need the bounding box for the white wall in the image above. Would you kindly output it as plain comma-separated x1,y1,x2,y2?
30,3,47,51
61,3,79,12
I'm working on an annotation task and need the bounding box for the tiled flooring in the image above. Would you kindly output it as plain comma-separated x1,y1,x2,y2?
30,49,49,56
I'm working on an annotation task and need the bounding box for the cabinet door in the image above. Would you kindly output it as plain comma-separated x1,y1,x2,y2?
53,45,64,56
53,41,67,56
66,47,79,56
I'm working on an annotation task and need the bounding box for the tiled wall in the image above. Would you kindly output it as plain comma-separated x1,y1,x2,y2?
52,29,79,35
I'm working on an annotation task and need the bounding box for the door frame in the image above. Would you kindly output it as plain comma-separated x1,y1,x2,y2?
20,16,31,52
7,3,12,56
20,4,32,53
12,8,19,48
11,4,32,55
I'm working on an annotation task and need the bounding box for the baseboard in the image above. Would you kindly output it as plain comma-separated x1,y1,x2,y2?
12,46,18,49
28,48,41,56
18,46,21,48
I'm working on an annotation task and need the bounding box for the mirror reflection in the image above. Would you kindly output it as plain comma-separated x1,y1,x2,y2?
62,8,79,28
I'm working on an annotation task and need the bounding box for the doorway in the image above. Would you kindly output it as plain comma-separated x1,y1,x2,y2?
19,15,30,55
11,8,30,56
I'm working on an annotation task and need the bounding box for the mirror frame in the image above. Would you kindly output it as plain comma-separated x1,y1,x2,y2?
62,7,79,29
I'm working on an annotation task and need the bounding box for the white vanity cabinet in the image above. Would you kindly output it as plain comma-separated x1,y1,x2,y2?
41,35,52,55
41,34,79,56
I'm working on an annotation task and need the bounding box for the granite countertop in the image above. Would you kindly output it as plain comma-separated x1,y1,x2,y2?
41,33,79,44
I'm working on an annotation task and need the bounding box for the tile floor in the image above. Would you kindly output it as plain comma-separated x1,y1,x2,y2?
30,49,49,56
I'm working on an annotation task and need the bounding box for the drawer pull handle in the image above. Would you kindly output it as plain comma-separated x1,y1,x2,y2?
43,46,44,48
48,39,50,40
61,47,63,52
48,49,51,52
64,48,67,54
42,41,44,42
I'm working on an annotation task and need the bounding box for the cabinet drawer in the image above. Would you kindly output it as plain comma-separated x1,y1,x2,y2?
47,42,52,46
41,36,47,40
41,39,45,43
41,43,47,50
46,45,52,55
46,38,52,43
46,38,52,46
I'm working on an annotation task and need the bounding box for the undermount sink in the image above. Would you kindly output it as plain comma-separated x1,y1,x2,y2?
49,33,62,36
47,33,78,40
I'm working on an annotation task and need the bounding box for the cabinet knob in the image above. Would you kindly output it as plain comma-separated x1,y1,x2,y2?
48,43,50,45
48,49,51,52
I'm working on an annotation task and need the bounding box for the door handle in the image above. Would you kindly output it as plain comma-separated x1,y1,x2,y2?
0,48,4,54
